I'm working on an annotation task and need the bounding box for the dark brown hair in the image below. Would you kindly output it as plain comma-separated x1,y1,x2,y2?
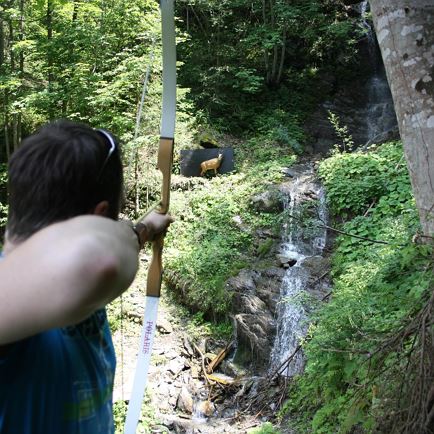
7,120,123,240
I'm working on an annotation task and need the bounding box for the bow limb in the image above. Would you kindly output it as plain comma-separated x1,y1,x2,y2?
145,0,176,297
124,1,175,432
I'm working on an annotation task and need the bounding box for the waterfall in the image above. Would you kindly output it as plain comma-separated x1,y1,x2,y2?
366,74,397,143
359,0,398,144
270,169,328,377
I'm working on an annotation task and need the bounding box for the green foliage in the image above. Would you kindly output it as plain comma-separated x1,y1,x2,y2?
113,396,155,434
183,311,233,341
318,142,410,219
327,111,354,153
284,142,433,433
257,238,274,257
166,175,255,315
177,0,360,130
248,422,281,434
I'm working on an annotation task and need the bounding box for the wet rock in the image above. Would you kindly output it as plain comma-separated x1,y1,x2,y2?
255,228,279,240
233,292,268,316
161,415,195,434
302,255,330,279
176,386,194,414
250,188,284,213
195,400,216,417
281,167,295,178
220,360,245,378
276,253,298,268
233,313,275,368
304,189,318,200
364,125,400,147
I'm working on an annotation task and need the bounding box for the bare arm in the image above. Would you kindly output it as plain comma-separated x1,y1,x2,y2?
0,216,140,345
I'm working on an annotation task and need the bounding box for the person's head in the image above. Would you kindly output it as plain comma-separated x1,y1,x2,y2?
7,120,123,242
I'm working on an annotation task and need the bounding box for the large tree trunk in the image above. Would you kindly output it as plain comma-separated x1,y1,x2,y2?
369,1,434,238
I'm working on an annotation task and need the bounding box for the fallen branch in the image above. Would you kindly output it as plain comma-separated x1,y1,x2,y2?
206,341,234,374
268,344,303,380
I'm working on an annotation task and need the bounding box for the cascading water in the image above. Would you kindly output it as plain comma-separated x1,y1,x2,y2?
360,0,397,144
270,168,328,376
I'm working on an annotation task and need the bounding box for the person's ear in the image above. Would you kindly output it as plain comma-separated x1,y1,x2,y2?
93,200,109,216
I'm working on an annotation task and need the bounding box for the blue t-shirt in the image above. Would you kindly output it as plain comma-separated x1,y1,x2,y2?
0,309,116,434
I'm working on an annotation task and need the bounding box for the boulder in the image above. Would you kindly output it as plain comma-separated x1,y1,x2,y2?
250,189,283,213
176,386,194,414
226,269,258,293
195,400,215,418
276,253,298,268
302,255,330,279
157,317,173,334
233,313,275,369
233,292,268,316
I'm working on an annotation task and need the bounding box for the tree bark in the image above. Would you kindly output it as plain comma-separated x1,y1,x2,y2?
370,1,434,238
47,0,54,120
276,28,286,85
262,0,271,84
0,16,4,68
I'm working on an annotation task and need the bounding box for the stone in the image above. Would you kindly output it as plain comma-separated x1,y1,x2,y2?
276,253,298,267
195,400,215,418
302,255,330,279
157,317,173,334
167,357,185,376
281,167,295,177
176,386,194,414
183,338,194,357
157,382,170,397
233,313,275,369
250,188,284,213
150,425,170,433
226,269,258,293
233,292,268,316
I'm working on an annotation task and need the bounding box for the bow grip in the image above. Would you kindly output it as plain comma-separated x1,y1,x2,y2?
156,137,174,214
144,136,174,298
146,234,164,297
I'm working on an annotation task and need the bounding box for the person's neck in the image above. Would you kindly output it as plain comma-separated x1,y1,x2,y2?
3,233,21,255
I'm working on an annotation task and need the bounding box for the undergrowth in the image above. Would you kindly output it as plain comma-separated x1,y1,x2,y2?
282,141,433,433
164,141,296,319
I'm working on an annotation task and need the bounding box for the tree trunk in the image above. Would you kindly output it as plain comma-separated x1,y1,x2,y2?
47,0,54,120
8,19,14,72
370,1,434,238
19,0,24,75
276,28,286,85
0,16,4,68
269,0,278,84
4,91,10,160
262,0,271,84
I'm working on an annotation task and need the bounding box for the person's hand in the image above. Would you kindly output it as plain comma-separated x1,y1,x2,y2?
134,211,174,247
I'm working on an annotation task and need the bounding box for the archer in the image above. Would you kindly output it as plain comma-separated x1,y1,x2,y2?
0,120,173,433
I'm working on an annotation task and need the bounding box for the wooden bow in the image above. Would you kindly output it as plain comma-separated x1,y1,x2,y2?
124,1,175,432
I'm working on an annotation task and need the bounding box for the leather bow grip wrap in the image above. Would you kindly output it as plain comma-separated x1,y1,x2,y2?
145,137,174,298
